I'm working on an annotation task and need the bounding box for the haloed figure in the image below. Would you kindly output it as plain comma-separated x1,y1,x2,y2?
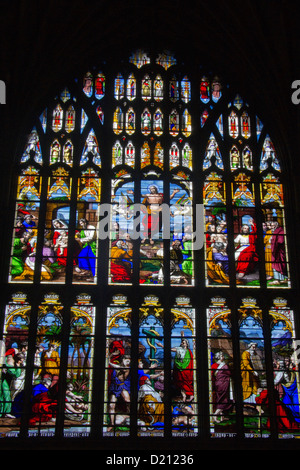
171,332,194,403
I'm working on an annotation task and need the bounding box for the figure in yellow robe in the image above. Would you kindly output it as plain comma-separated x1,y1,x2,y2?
240,343,260,402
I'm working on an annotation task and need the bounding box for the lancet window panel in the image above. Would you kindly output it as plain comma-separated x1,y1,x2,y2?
207,297,236,437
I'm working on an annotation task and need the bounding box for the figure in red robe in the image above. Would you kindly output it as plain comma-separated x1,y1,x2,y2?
270,221,287,285
172,333,194,402
234,219,258,278
255,388,300,432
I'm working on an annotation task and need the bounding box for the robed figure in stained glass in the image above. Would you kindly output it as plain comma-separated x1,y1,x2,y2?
234,218,259,279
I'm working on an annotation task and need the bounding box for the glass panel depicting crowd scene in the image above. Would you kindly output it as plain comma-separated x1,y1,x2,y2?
0,293,95,437
103,295,197,437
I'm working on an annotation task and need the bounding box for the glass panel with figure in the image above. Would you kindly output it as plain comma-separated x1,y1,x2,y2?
230,145,241,171
153,108,163,136
238,298,269,438
137,295,164,436
200,76,210,103
171,296,197,436
96,105,104,124
29,293,63,437
228,110,239,139
114,74,124,100
80,129,101,166
182,143,192,170
126,74,136,101
169,76,179,102
109,178,134,285
103,295,132,436
268,298,300,438
95,72,105,100
113,108,124,135
203,172,229,286
141,108,151,135
63,294,96,437
73,168,100,284
21,128,43,165
232,173,260,287
141,141,151,168
63,140,74,166
129,49,150,68
142,75,151,101
42,167,72,283
207,297,236,437
203,134,223,170
140,180,164,285
52,104,63,133
181,109,191,137
65,105,75,133
170,180,194,286
169,109,179,136
112,141,123,168
169,143,180,169
125,141,135,168
153,75,164,101
242,146,253,171
9,166,41,283
260,135,281,173
125,108,135,135
83,72,93,98
241,111,251,139
260,174,290,288
0,293,30,437
211,77,222,102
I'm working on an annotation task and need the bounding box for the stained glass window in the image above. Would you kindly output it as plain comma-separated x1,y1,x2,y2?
64,295,95,436
171,296,197,436
0,293,30,436
2,49,296,442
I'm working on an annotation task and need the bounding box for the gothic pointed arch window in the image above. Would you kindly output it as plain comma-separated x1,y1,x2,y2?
1,49,297,443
